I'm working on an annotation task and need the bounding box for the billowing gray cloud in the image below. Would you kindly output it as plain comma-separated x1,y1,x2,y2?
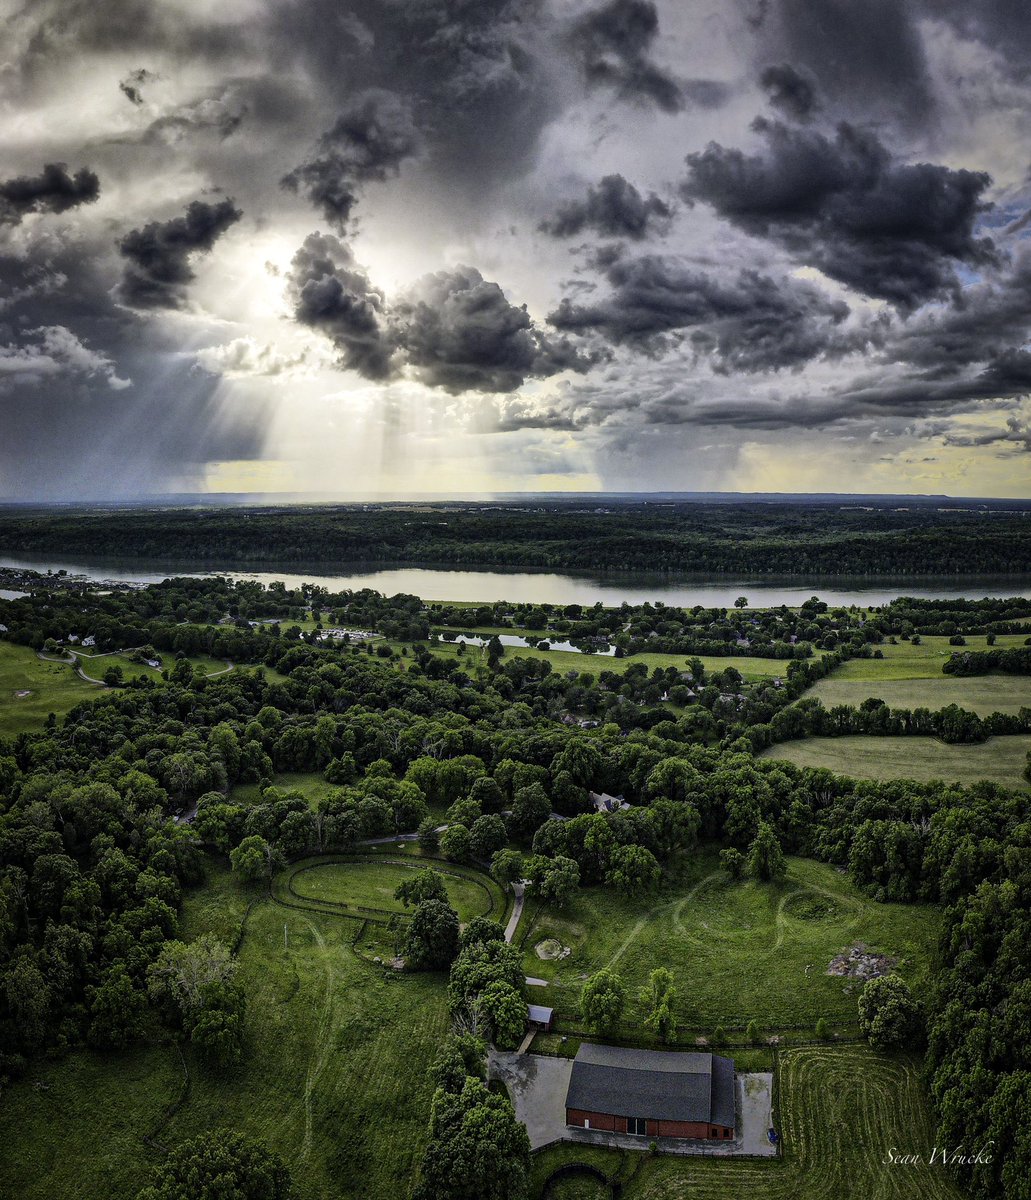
539,174,672,240
282,90,419,229
286,232,395,380
391,266,599,393
548,252,860,372
570,0,684,112
746,0,936,132
288,239,599,392
118,198,242,309
760,62,818,120
683,117,996,307
0,163,100,226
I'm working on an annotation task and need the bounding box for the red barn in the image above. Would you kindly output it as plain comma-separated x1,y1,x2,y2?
564,1044,736,1141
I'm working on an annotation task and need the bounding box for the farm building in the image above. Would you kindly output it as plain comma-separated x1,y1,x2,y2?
565,1044,736,1141
527,1004,554,1032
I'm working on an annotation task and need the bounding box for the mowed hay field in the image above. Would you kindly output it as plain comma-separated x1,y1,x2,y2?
529,1045,967,1200
522,852,939,1029
806,673,1031,716
0,640,101,736
0,862,450,1200
827,633,1029,681
761,734,1031,791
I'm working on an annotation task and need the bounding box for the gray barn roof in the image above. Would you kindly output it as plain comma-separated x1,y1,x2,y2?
565,1044,736,1126
528,1005,553,1023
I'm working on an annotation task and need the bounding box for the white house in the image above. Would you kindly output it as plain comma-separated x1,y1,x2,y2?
82,635,96,647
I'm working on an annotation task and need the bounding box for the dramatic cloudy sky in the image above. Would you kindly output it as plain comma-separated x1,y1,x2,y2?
3,0,1031,498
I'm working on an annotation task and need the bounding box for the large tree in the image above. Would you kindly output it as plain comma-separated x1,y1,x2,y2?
747,821,787,882
414,1076,530,1200
858,974,923,1050
580,969,626,1034
137,1130,291,1200
403,899,460,970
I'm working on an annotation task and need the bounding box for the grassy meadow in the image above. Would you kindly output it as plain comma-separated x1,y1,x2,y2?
828,633,1028,681
761,734,1030,791
529,1045,966,1200
806,673,1031,716
521,851,939,1030
0,640,102,736
0,861,451,1200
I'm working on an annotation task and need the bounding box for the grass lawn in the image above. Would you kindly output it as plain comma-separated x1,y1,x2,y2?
760,734,1031,791
831,633,1028,681
284,856,499,923
521,851,939,1030
805,673,1031,717
529,1044,966,1200
0,640,102,736
0,860,451,1200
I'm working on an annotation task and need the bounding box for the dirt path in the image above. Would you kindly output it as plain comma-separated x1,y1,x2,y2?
504,882,524,944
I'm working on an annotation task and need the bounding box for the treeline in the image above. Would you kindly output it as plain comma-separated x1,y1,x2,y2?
880,596,1031,636
750,695,1031,749
944,647,1031,676
1,501,1029,574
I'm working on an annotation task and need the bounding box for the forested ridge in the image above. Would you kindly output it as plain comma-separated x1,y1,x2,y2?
1,501,1029,575
1,577,1030,1197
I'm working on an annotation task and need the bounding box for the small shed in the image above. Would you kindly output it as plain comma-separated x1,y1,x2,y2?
528,1004,554,1033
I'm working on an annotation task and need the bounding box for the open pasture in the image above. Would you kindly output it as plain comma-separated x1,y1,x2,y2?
0,861,451,1200
0,640,101,736
529,1045,966,1200
831,633,1028,681
761,734,1031,791
805,673,1031,716
522,852,938,1030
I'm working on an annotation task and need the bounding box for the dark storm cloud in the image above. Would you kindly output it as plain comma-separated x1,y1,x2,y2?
683,118,996,308
548,252,861,372
391,266,599,393
139,87,247,144
287,235,599,392
747,0,936,132
269,0,556,197
539,174,672,240
944,414,1031,453
570,0,683,112
118,198,242,309
282,90,420,230
0,163,100,226
759,63,818,120
286,232,395,380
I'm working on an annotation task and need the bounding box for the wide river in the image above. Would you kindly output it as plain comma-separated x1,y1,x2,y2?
1,553,1029,608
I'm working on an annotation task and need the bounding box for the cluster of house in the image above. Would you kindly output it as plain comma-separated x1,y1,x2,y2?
318,627,381,643
65,634,96,647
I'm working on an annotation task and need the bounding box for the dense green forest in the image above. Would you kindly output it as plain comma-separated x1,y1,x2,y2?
1,499,1030,574
1,578,1030,1198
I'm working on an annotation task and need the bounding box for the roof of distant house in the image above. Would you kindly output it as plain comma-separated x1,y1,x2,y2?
566,1043,735,1127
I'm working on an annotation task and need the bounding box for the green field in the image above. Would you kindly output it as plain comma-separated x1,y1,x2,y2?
411,641,793,682
521,852,938,1029
830,633,1028,681
0,861,450,1200
231,771,338,810
529,1044,966,1200
0,641,101,736
806,673,1031,716
761,734,1031,791
283,856,499,924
